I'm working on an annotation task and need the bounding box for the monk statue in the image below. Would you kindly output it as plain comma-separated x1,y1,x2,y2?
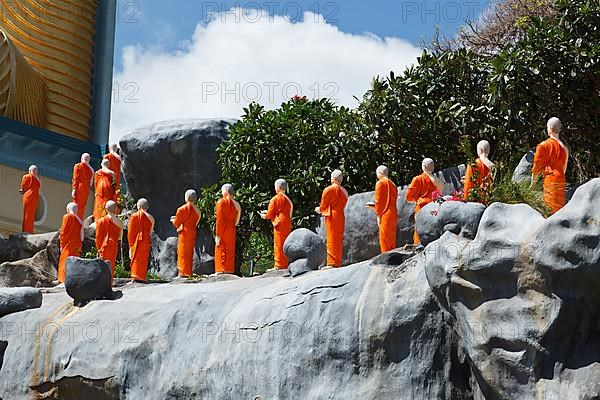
215,184,242,275
463,140,495,202
128,198,155,283
315,170,348,268
406,158,444,246
532,117,569,214
71,153,95,220
57,202,84,284
19,165,41,233
171,190,202,279
261,179,293,271
93,159,117,222
103,144,122,194
367,165,398,253
95,200,123,284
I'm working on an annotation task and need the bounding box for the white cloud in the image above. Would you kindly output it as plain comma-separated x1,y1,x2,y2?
110,9,421,141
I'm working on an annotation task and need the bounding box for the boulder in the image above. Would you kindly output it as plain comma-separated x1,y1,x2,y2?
0,255,472,400
65,257,113,306
512,149,535,183
424,178,600,399
283,228,326,277
0,232,55,264
415,200,486,247
0,249,56,287
0,287,42,317
120,119,234,240
318,164,466,265
150,233,214,278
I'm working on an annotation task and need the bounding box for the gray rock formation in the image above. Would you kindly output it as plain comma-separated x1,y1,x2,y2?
415,200,486,247
318,165,466,265
0,287,42,317
0,251,473,400
0,232,55,264
512,149,535,183
283,228,326,277
424,178,600,399
120,119,235,277
149,233,214,279
65,258,113,306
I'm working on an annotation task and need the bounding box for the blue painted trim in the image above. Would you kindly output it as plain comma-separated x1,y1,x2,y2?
0,116,103,183
90,0,117,146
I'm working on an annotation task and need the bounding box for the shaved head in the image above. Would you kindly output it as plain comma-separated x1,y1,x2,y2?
101,158,110,168
221,183,234,196
275,179,287,193
185,189,197,202
422,158,435,173
109,143,119,152
547,117,562,135
66,202,78,214
477,140,491,156
376,165,389,178
81,153,91,163
29,165,38,174
137,198,149,210
331,169,343,184
105,200,117,214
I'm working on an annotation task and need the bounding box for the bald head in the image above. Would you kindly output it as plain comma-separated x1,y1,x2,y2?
29,165,38,175
422,158,435,173
547,117,562,136
109,144,119,153
275,179,287,193
101,158,110,169
376,165,389,179
221,184,234,197
66,202,78,215
105,200,117,214
137,198,149,210
477,140,491,157
81,153,91,163
185,189,197,202
331,169,343,184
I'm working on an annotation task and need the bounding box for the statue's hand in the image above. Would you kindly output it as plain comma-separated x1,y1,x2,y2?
215,236,221,247
314,207,321,214
71,190,76,199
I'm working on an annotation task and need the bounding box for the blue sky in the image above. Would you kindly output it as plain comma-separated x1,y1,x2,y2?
113,0,490,71
110,1,491,139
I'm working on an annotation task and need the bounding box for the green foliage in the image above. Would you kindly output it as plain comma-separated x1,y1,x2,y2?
490,173,551,217
81,245,98,260
114,262,130,279
240,232,274,276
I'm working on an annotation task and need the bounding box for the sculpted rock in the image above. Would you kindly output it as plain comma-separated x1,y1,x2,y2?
0,255,472,400
120,119,234,277
65,257,113,306
415,200,486,247
0,287,42,317
425,179,600,399
318,164,466,265
283,228,326,277
150,234,214,279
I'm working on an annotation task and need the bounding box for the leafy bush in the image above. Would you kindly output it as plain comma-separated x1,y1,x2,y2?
490,173,551,217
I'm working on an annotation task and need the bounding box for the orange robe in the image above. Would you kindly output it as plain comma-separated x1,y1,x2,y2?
406,173,439,245
533,137,568,214
375,178,398,253
265,193,293,269
128,210,154,282
93,170,116,222
319,184,348,267
463,158,493,202
173,203,201,277
103,153,122,193
72,162,94,220
215,198,238,274
20,173,40,233
95,215,122,281
58,213,83,283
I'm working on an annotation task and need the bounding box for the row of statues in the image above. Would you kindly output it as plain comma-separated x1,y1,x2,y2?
18,117,569,284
